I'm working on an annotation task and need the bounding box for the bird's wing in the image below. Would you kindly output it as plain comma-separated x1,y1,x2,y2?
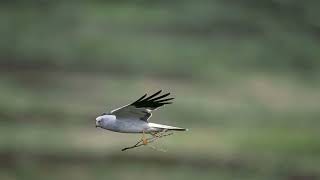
109,90,174,122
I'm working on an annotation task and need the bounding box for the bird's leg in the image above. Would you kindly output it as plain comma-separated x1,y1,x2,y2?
141,131,148,145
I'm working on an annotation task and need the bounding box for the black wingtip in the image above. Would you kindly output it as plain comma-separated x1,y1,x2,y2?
131,90,174,109
149,92,170,101
161,102,172,105
133,93,147,104
154,97,175,103
144,90,162,101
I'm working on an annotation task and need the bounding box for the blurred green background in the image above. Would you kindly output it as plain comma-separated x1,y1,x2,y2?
1,1,320,180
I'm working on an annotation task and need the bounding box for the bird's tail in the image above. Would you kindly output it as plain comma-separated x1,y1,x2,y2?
148,123,188,131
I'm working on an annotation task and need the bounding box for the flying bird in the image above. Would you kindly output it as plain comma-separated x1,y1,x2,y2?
95,90,187,150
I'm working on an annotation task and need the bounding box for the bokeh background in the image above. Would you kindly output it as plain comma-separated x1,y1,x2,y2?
1,1,320,180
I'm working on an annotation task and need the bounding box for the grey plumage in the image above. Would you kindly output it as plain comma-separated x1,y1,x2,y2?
95,90,187,133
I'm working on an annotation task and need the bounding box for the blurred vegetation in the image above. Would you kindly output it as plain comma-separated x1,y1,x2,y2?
2,0,320,78
1,1,320,180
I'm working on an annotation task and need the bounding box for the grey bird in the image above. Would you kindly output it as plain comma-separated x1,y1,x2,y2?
95,90,187,146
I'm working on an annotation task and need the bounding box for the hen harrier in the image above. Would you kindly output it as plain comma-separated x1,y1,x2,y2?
95,90,187,151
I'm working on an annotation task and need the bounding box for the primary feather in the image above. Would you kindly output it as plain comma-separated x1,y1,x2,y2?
110,90,174,122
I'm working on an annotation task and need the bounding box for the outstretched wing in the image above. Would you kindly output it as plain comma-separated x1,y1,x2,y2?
109,90,174,122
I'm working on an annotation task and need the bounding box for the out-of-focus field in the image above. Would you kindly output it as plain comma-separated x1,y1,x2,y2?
1,1,320,180
1,72,319,180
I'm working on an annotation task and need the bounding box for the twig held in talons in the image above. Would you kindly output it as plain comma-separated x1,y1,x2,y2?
121,132,173,151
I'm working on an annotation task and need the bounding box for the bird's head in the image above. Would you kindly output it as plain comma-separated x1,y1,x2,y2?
95,113,115,128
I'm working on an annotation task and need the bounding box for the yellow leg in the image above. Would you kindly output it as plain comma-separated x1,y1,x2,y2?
142,131,148,145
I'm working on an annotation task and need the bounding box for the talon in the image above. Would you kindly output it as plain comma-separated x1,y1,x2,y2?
143,138,148,145
142,131,148,145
